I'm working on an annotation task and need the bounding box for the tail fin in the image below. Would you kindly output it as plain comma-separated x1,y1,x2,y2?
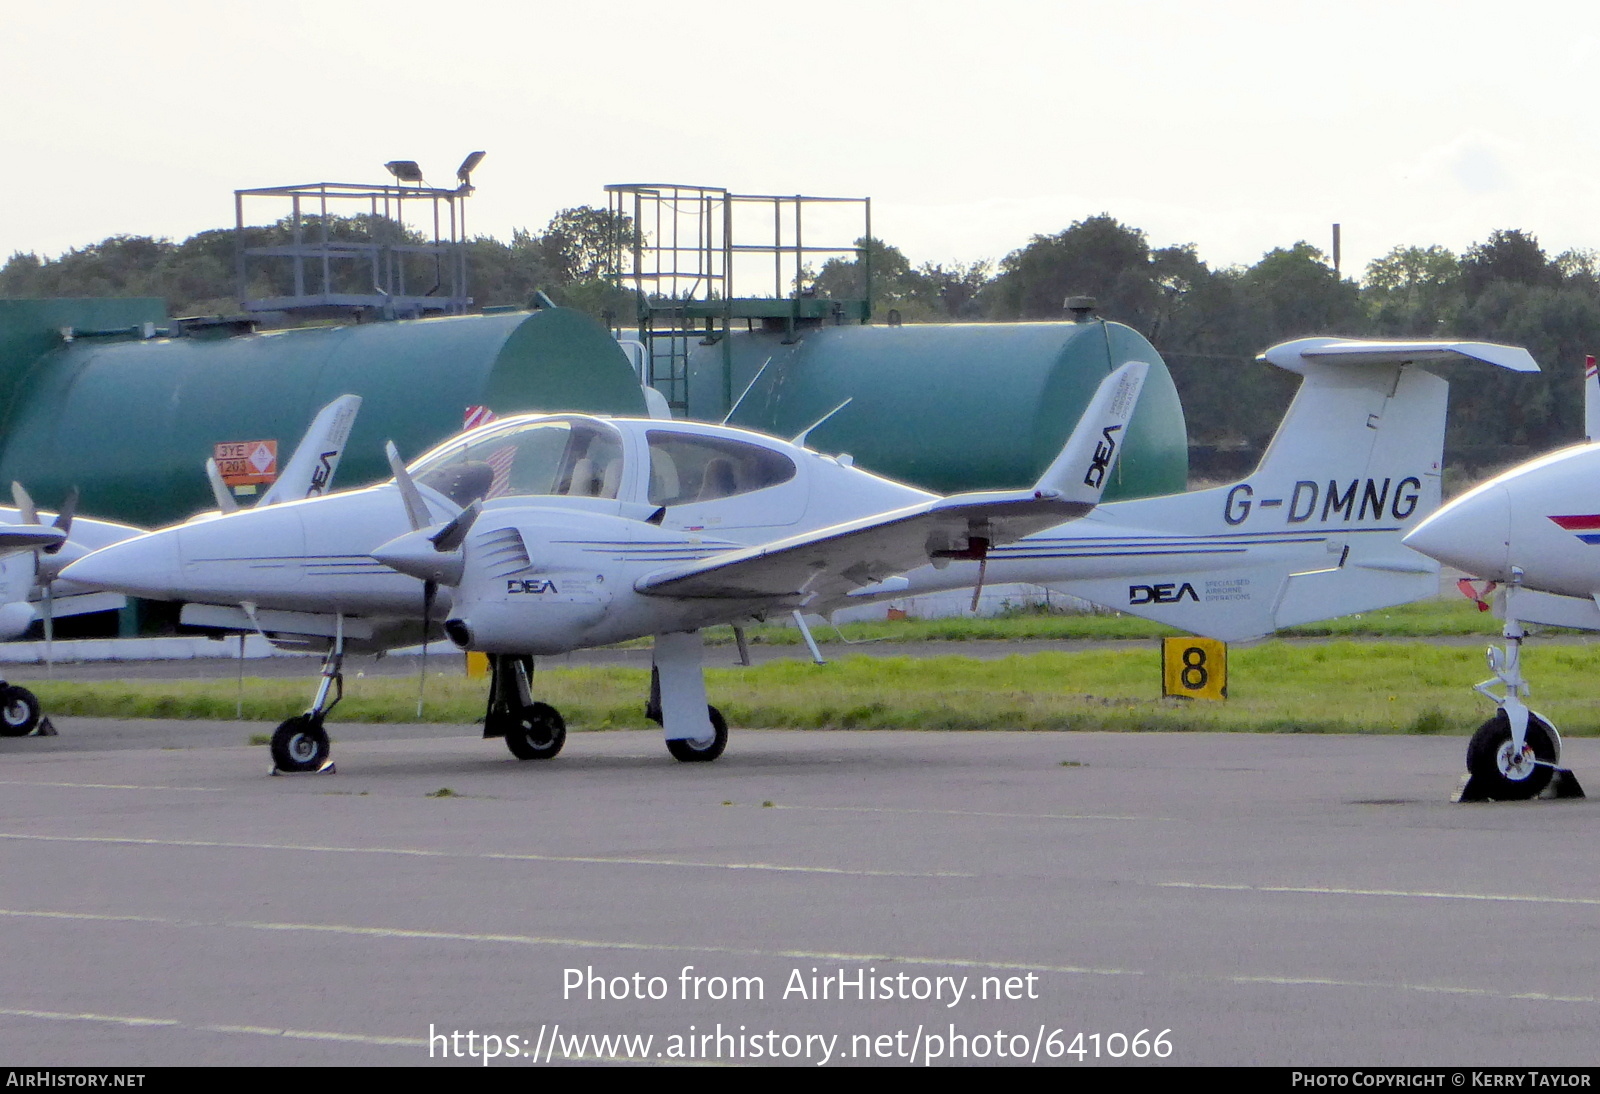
258,395,362,506
1586,354,1599,443
1036,360,1149,505
1049,338,1537,641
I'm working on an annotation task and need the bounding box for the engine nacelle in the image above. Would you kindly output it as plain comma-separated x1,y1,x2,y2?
444,509,621,655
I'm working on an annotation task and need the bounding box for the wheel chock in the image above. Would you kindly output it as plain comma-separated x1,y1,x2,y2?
29,717,56,737
1542,769,1586,800
270,760,337,776
1453,769,1585,802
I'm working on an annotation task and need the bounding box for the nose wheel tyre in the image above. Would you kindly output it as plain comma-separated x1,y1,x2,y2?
271,714,331,773
1467,711,1557,800
666,705,728,763
503,702,566,760
0,686,41,737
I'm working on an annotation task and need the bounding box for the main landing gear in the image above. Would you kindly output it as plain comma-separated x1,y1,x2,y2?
268,620,731,771
647,631,728,762
479,632,729,764
482,654,566,760
1458,577,1584,802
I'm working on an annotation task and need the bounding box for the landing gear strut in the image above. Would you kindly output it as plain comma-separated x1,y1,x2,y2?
1459,576,1583,802
270,618,342,774
483,654,565,760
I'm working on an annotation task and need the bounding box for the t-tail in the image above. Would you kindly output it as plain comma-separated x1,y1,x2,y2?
1048,338,1538,641
1585,354,1599,443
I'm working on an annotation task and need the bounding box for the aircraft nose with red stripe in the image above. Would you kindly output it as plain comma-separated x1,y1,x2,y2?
1403,443,1600,598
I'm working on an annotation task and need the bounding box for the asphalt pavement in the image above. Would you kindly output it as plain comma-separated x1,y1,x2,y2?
1,716,1596,1066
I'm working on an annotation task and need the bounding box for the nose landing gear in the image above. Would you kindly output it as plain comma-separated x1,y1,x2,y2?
1457,586,1584,802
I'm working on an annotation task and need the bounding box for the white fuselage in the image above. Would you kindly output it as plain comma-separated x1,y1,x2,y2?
62,416,934,643
1403,442,1600,599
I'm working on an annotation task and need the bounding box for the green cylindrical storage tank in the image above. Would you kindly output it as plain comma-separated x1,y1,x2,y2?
693,320,1187,500
0,306,646,526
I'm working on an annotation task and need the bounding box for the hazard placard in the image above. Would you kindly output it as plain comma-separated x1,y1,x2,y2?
214,440,278,487
1162,636,1227,701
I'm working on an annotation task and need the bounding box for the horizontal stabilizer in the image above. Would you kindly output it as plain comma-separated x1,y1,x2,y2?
1260,338,1539,375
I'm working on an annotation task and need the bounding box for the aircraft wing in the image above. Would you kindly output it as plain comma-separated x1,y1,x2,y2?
637,490,1092,603
636,361,1149,603
0,524,64,556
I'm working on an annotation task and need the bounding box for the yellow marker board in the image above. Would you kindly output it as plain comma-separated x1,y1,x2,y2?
1162,637,1227,701
465,651,489,679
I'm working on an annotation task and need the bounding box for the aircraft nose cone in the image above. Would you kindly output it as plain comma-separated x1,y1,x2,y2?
1402,484,1511,579
61,531,185,600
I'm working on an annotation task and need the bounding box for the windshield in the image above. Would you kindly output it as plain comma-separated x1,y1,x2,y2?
410,418,625,506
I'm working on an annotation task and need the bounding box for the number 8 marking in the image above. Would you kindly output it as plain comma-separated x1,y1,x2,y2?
1180,646,1208,690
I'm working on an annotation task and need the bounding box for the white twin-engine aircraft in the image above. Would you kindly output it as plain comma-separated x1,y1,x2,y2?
64,363,1150,773
1400,356,1600,801
61,336,1534,776
0,395,362,738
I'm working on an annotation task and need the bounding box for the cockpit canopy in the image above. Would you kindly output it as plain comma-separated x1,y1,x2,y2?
408,416,796,509
413,418,624,506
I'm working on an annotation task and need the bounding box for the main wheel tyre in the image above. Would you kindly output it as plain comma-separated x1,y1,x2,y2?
1466,710,1557,800
0,686,40,736
271,714,331,773
504,702,566,760
666,705,728,763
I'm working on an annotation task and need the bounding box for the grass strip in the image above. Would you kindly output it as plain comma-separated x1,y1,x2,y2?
702,596,1518,646
23,640,1600,737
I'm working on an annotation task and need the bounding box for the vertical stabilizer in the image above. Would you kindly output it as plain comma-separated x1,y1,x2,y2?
1585,355,1599,443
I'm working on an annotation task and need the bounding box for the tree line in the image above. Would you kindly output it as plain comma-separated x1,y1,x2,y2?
3,210,1593,478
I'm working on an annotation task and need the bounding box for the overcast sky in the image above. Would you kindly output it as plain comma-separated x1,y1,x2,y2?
5,0,1598,280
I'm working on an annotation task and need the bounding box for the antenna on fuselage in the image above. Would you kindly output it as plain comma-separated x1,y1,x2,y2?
722,356,774,426
790,399,852,449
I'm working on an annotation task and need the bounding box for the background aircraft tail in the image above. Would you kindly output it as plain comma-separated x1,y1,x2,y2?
1050,338,1537,641
1586,354,1599,443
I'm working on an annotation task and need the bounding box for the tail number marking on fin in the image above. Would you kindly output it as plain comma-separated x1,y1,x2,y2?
1224,477,1422,526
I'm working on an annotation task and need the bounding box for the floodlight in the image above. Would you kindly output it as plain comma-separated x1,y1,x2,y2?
457,151,487,184
384,160,424,184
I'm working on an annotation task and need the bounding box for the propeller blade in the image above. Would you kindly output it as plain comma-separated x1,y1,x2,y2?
386,442,430,532
11,483,37,526
205,459,239,514
429,501,481,553
45,487,78,553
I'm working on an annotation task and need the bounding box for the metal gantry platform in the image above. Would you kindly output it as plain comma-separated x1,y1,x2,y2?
604,184,872,414
234,176,476,321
